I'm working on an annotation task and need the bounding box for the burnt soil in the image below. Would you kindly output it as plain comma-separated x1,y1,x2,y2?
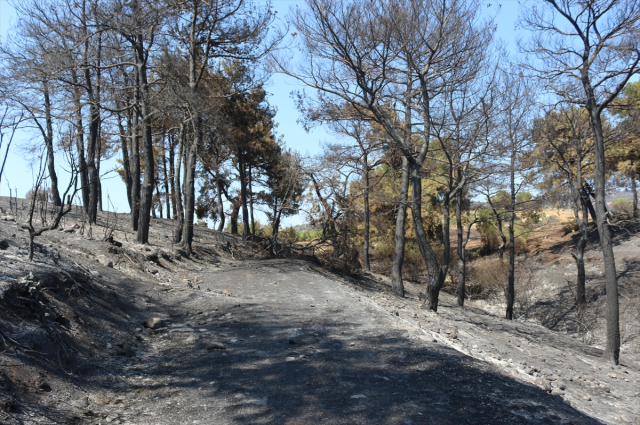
0,198,637,424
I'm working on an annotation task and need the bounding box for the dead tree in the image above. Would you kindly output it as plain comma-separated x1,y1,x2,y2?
520,0,640,364
22,147,80,261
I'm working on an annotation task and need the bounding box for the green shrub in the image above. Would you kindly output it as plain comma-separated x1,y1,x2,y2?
612,198,633,214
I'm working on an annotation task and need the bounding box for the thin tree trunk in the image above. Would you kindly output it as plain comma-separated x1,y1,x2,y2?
135,31,154,244
456,185,465,307
118,108,133,208
390,157,409,297
238,148,250,240
162,135,171,219
216,174,225,232
71,81,90,211
506,148,516,320
180,131,198,253
130,103,141,231
42,81,61,206
168,132,177,219
631,169,637,219
249,165,255,236
173,128,185,243
362,153,371,272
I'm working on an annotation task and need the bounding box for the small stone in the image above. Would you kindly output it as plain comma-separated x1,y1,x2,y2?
582,395,592,401
205,342,226,350
288,339,296,345
350,342,355,346
350,394,367,399
224,290,232,296
106,343,113,349
0,239,9,250
234,393,246,399
558,382,567,390
106,414,119,423
90,271,101,278
143,318,167,329
285,357,296,362
535,378,552,392
185,335,200,343
251,399,267,406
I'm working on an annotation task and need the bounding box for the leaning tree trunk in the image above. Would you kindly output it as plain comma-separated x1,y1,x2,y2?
412,162,441,311
589,106,620,364
456,187,465,307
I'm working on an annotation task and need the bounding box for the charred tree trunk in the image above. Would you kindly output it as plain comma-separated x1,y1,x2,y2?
362,152,371,272
135,33,154,244
216,175,225,232
180,129,198,254
506,148,516,320
249,165,255,236
118,108,133,208
230,197,240,235
130,103,141,231
238,148,250,240
71,77,90,211
173,127,185,243
631,169,638,219
588,105,619,364
390,157,410,297
456,186,465,307
42,81,61,207
162,135,171,219
168,132,177,220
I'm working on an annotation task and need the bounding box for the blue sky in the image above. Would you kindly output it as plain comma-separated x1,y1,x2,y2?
0,0,520,226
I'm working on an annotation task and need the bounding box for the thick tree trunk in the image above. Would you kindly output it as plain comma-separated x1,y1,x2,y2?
588,106,619,364
362,154,371,272
412,162,441,311
230,197,240,234
86,99,100,223
390,158,410,297
130,105,141,231
173,127,185,243
456,188,465,307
